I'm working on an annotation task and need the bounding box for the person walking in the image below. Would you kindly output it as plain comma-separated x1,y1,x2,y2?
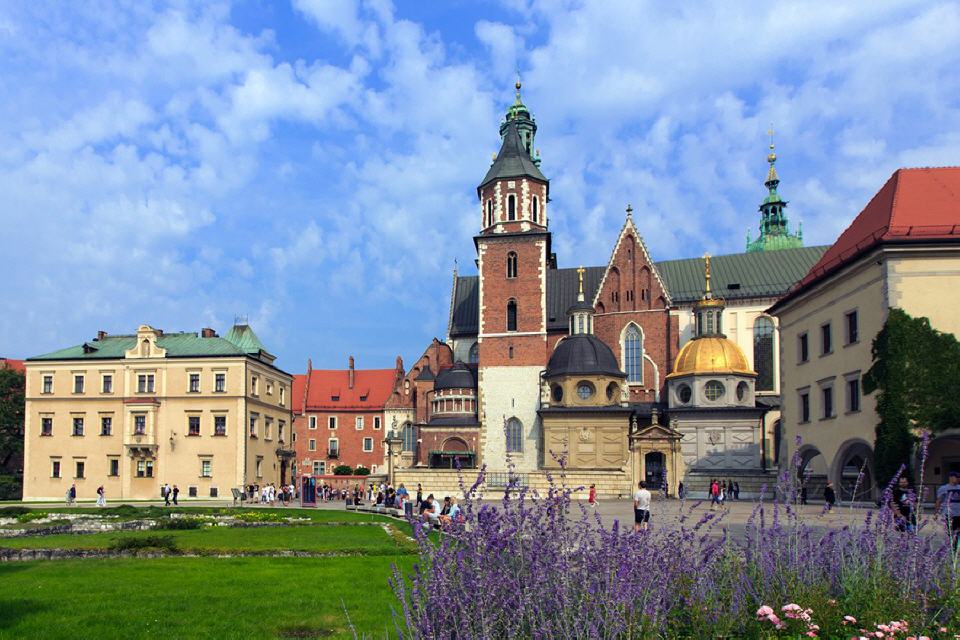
164,483,172,506
633,481,651,532
96,485,106,507
935,471,960,550
891,475,916,533
733,481,740,500
172,485,179,506
709,479,720,510
588,484,597,507
416,483,423,509
67,483,77,506
824,481,837,512
677,481,685,500
800,484,808,505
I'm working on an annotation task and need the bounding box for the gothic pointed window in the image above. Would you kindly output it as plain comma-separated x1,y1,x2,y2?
468,342,479,364
506,300,518,332
508,195,516,221
402,423,416,452
532,196,539,223
506,418,523,453
753,316,775,392
623,324,643,383
506,252,518,278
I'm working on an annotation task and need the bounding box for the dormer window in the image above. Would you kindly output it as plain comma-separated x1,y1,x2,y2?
506,252,518,279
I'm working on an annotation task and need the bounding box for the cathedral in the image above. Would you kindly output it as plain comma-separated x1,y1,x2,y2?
384,83,824,497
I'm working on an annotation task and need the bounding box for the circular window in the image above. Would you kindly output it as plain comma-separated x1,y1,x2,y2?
552,385,563,402
606,382,619,400
704,380,725,401
736,381,749,401
576,381,595,400
677,384,692,404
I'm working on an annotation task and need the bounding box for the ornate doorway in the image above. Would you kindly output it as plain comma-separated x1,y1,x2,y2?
645,451,665,489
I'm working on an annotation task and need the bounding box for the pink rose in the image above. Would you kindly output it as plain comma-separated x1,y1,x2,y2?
756,605,774,617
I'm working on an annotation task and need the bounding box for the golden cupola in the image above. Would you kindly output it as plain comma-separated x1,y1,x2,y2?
667,255,756,378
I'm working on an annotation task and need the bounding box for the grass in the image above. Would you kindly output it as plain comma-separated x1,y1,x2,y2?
6,505,398,525
0,556,413,639
0,524,413,555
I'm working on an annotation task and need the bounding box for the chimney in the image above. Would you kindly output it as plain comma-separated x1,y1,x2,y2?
201,327,218,338
96,330,107,341
348,356,355,389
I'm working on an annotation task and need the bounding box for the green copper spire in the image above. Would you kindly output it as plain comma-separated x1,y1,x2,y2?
746,127,803,253
499,75,541,167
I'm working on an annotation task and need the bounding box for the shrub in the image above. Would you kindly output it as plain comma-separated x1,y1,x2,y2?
17,511,48,523
0,506,31,517
392,436,958,639
111,535,178,553
332,465,353,476
0,475,22,501
152,517,204,530
353,466,370,476
233,511,285,523
97,504,141,517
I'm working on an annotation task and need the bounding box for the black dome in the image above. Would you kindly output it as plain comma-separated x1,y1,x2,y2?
546,335,625,378
434,361,476,391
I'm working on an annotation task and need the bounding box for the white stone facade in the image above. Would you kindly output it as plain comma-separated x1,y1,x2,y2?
478,365,543,472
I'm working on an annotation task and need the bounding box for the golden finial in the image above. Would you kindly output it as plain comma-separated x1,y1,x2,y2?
703,253,712,298
767,124,776,164
515,69,522,99
576,265,586,300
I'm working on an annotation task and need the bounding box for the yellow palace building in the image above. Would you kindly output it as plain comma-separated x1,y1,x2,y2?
23,322,294,501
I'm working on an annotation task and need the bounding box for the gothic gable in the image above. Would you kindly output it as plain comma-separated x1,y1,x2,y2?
592,213,672,313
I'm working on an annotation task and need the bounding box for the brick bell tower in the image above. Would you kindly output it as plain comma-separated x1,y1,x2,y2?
475,80,552,472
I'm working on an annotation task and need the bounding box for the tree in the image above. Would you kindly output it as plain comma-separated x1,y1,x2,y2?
0,367,25,471
864,308,960,485
332,464,353,476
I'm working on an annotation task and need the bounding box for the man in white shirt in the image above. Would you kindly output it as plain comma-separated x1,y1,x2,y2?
633,481,652,532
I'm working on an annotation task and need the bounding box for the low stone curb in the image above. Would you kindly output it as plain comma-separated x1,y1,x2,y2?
0,548,406,562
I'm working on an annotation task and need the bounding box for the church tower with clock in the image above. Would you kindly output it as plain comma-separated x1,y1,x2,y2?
475,81,551,472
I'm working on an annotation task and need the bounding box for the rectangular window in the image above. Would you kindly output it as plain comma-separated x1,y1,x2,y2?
845,310,859,345
309,416,317,430
137,374,155,393
200,459,212,478
278,420,285,442
312,461,325,476
214,415,227,436
137,460,154,477
799,390,810,423
188,486,198,497
209,487,218,498
328,439,339,457
189,373,201,393
100,416,112,436
374,416,381,430
74,375,85,394
215,373,226,393
264,418,273,440
308,438,316,451
102,374,113,394
821,386,834,419
72,417,84,436
134,414,146,435
279,386,286,406
355,416,364,430
188,416,201,436
820,323,832,355
51,460,61,478
146,460,154,477
41,417,53,436
266,381,273,395
108,458,119,477
256,457,263,478
847,376,861,413
42,375,53,394
75,461,85,479
798,333,809,363
251,376,259,396
363,437,373,452
249,414,258,438
328,416,337,429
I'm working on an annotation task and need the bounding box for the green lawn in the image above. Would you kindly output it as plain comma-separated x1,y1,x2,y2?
0,556,413,639
0,523,413,555
1,505,398,525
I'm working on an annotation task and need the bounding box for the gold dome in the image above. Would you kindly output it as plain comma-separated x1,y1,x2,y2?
666,337,755,378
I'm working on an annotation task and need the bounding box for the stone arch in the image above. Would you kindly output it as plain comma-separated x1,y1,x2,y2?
797,444,829,494
596,301,606,314
442,436,469,452
927,431,960,488
832,438,875,501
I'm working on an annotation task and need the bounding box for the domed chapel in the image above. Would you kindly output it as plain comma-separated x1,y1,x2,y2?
383,82,828,498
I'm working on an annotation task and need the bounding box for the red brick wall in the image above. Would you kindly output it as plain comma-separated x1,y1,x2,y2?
294,410,386,474
418,428,481,457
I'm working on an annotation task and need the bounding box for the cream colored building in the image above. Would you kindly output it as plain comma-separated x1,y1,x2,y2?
770,167,960,500
23,323,294,501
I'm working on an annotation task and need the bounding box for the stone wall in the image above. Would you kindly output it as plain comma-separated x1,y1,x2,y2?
393,468,634,499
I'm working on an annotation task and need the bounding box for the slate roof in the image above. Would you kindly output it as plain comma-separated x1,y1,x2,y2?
478,121,547,192
448,248,827,336
29,330,270,361
772,167,960,311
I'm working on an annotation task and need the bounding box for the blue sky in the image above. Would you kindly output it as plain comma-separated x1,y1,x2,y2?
2,1,959,372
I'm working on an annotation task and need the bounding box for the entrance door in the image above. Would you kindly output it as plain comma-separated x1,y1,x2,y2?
280,461,287,486
645,451,665,490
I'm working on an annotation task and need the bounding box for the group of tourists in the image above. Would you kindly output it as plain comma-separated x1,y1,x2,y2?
160,483,179,505
315,484,349,502
799,481,837,510
244,483,296,505
708,478,740,508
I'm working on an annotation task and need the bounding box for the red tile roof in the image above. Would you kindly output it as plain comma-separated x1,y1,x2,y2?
0,358,25,373
773,167,960,310
293,368,397,413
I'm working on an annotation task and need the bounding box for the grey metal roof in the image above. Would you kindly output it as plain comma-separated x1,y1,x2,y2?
546,335,625,378
434,362,477,390
447,247,827,337
655,246,829,303
478,121,547,191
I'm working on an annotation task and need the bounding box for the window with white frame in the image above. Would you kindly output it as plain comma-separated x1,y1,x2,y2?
328,438,339,457
137,373,155,393
255,456,263,478
200,459,212,478
264,417,273,440
249,414,258,438
363,437,373,452
308,439,316,451
312,461,325,476
73,374,85,394
42,374,53,394
356,416,364,430
505,418,523,453
309,416,317,430
214,372,226,393
41,416,53,436
328,416,337,429
214,415,227,436
189,372,201,393
72,416,84,436
101,374,113,394
251,376,259,395
100,416,112,436
134,414,146,435
374,416,381,430
51,459,61,478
